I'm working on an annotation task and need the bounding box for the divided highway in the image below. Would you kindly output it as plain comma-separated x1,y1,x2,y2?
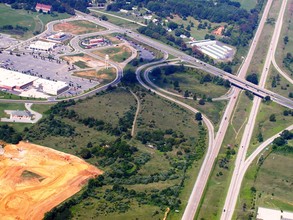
221,0,290,219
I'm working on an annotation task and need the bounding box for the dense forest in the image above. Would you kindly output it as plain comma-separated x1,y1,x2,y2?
0,0,90,14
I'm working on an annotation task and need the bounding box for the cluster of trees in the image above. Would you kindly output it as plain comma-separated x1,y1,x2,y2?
23,115,75,140
283,52,293,73
0,0,91,14
246,73,259,85
136,129,186,152
272,130,293,153
0,24,28,35
0,124,22,144
138,23,187,51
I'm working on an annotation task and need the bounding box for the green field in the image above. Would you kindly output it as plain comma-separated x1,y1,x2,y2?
275,0,293,76
247,0,282,78
90,10,140,30
235,0,257,10
234,152,293,219
0,4,70,39
69,88,136,127
149,66,230,99
266,64,292,99
93,45,132,63
197,92,253,220
248,102,293,156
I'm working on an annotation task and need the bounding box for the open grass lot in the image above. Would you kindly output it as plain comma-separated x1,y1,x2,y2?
68,88,136,127
170,15,227,41
196,92,253,220
248,102,293,156
247,0,282,77
275,0,293,76
0,4,70,39
90,10,140,30
149,66,230,99
30,103,54,115
234,152,293,219
266,64,292,99
53,20,105,35
235,0,257,10
21,86,207,219
93,45,132,63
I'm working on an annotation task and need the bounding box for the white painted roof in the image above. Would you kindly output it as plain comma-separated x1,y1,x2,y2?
257,207,293,220
0,68,37,87
29,41,55,50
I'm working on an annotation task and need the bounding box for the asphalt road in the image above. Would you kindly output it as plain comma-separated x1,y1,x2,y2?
221,0,289,219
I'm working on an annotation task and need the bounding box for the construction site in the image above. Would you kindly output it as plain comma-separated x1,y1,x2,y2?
0,142,102,220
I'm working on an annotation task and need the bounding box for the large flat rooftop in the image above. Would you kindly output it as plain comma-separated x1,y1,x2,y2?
0,68,37,87
257,207,293,220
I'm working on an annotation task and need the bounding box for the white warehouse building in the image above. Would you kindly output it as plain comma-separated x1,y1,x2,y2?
189,40,234,60
29,41,56,51
33,78,69,95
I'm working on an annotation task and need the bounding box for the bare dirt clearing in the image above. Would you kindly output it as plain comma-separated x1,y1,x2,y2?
0,142,102,220
61,53,105,69
53,20,105,35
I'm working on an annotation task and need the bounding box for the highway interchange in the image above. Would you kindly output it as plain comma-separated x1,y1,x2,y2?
1,1,293,219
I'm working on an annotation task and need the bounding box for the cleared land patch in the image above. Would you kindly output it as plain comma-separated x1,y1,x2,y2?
92,45,132,63
73,67,116,84
61,53,105,69
0,141,101,220
53,20,105,35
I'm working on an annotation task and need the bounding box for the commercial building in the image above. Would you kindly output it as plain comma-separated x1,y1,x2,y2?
47,32,67,42
33,78,69,95
29,41,56,51
257,207,293,220
189,40,234,60
0,68,37,90
35,3,52,13
10,110,33,120
0,68,68,96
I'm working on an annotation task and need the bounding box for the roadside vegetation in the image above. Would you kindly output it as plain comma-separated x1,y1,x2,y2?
235,130,293,219
246,0,282,79
275,0,293,76
149,65,230,99
197,92,253,220
249,101,293,156
266,65,292,99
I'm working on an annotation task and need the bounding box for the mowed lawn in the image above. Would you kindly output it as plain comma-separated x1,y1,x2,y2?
235,152,293,219
0,4,70,39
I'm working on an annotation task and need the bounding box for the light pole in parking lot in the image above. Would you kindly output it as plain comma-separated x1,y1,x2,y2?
105,54,109,69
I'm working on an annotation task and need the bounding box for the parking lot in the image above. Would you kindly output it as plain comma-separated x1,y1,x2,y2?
0,51,99,97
